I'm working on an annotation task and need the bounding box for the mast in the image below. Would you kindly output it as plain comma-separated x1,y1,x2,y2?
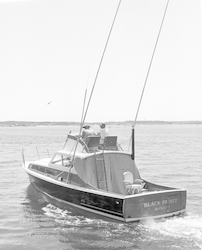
131,0,170,160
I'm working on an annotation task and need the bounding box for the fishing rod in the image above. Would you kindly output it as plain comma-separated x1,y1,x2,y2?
131,0,170,160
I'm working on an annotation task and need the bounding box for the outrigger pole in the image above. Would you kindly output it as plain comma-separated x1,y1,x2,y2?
68,1,122,181
131,0,170,160
81,0,122,125
67,89,87,182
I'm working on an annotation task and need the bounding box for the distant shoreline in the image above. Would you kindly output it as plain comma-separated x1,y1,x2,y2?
1,121,202,127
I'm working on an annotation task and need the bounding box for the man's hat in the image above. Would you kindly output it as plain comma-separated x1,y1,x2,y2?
83,124,90,128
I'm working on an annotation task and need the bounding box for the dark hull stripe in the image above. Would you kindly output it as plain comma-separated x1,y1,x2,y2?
80,203,124,217
27,172,186,222
28,174,124,218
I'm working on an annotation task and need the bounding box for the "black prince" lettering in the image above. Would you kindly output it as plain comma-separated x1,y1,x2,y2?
143,198,177,208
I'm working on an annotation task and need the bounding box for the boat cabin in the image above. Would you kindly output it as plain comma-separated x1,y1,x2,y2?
47,135,142,195
28,134,145,195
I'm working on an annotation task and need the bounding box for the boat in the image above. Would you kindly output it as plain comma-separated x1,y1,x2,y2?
21,0,186,222
22,132,186,222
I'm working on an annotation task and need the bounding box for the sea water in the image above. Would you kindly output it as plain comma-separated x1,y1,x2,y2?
0,124,202,250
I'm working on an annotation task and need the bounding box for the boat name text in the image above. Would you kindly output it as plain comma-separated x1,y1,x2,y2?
143,198,177,208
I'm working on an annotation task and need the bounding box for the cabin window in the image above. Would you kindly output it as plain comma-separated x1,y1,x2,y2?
29,164,62,177
38,166,45,173
29,164,38,171
45,168,59,176
29,164,45,173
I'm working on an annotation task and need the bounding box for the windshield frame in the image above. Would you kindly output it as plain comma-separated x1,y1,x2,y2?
63,134,89,153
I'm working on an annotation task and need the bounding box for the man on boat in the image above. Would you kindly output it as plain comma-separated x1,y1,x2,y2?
98,123,109,144
82,124,96,144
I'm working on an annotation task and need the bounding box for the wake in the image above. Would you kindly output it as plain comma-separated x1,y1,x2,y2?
42,204,202,249
141,213,202,249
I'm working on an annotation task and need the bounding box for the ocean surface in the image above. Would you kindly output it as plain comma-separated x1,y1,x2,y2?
0,124,202,250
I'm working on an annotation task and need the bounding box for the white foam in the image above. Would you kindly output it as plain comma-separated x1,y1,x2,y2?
42,204,71,218
42,203,96,226
141,213,202,248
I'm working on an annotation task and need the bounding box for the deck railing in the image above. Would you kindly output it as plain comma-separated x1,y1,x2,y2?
21,145,52,166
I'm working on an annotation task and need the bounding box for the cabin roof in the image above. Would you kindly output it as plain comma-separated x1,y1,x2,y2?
55,149,132,160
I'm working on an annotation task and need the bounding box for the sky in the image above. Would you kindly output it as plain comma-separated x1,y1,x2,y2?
0,0,202,122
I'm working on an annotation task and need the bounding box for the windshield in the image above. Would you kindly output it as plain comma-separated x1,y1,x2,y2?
63,134,88,153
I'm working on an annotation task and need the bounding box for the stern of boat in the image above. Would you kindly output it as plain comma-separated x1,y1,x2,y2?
123,189,186,222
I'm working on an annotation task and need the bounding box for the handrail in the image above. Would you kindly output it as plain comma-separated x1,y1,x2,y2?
21,145,52,164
